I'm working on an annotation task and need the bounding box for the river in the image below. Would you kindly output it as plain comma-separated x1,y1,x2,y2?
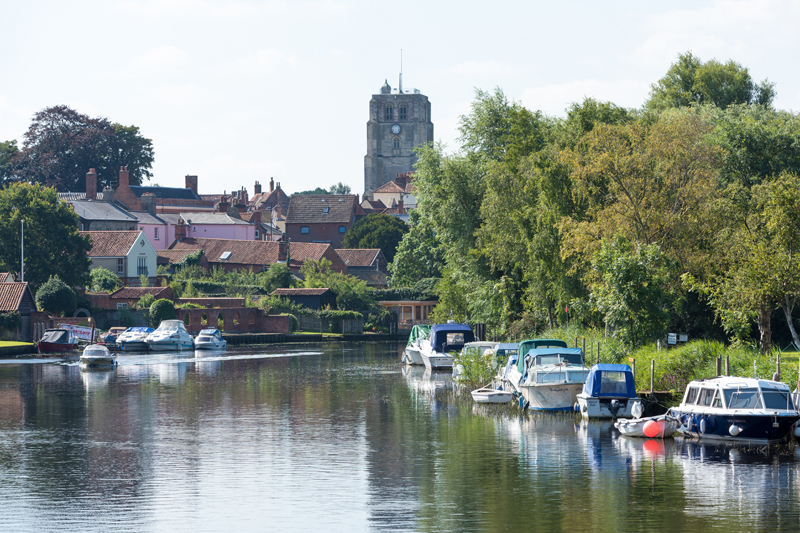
1,341,799,532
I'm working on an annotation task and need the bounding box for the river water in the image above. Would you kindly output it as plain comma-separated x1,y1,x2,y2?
1,341,799,532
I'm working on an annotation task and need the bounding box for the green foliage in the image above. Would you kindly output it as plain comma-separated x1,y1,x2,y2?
149,299,176,326
293,187,329,195
389,210,444,286
317,309,362,320
341,212,408,263
35,276,77,316
175,302,202,309
453,346,504,387
90,267,121,293
0,182,91,288
364,306,391,333
262,262,292,294
137,293,155,310
301,258,375,312
374,279,439,302
0,312,21,332
260,295,308,315
169,281,183,298
182,280,199,298
0,140,18,184
281,313,298,333
329,182,351,194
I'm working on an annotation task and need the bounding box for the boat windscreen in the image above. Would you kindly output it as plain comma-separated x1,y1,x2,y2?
723,388,763,409
537,372,565,384
761,388,795,409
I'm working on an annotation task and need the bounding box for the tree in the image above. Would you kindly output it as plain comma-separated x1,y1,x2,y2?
262,262,293,294
388,210,444,286
90,267,121,293
137,293,155,310
0,182,91,288
293,187,329,195
329,182,351,194
0,140,18,185
149,299,176,327
341,213,408,263
35,276,77,316
11,105,154,191
301,258,375,312
646,52,775,112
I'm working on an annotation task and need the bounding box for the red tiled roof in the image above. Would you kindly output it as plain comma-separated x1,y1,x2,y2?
157,250,197,265
0,272,14,282
336,249,379,267
373,181,405,194
0,282,32,312
110,287,172,299
80,231,142,257
168,237,331,268
286,195,358,224
271,288,333,296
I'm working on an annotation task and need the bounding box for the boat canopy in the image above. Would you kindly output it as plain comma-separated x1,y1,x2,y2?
199,329,221,336
517,339,568,371
429,323,474,353
39,329,72,345
582,364,637,398
127,327,154,333
407,325,432,347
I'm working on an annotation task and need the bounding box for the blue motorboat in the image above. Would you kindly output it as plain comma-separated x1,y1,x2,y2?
576,364,642,419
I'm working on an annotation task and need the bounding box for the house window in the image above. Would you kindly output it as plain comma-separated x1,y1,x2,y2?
117,258,124,274
301,226,310,234
323,206,329,214
393,137,401,155
399,104,407,120
154,227,159,240
137,257,148,276
339,226,346,233
117,303,128,310
255,229,260,238
385,105,393,120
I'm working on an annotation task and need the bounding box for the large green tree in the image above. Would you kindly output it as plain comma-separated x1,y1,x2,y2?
0,140,18,185
11,105,154,192
0,182,91,288
388,210,444,286
341,212,408,263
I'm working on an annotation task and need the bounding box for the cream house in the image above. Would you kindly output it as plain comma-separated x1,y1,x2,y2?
80,230,158,286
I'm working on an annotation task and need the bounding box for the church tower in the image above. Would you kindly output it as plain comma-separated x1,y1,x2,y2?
364,79,433,198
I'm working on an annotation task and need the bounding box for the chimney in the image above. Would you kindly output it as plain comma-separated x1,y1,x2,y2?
217,196,230,213
141,192,157,215
185,175,198,195
85,168,97,200
175,219,187,239
396,173,407,191
119,166,129,189
254,180,262,195
270,177,275,192
103,186,114,204
398,198,404,213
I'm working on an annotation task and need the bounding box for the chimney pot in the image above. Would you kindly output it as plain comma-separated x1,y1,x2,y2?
270,177,275,192
118,166,130,189
85,168,97,200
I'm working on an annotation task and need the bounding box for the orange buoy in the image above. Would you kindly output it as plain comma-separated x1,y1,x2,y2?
643,419,663,438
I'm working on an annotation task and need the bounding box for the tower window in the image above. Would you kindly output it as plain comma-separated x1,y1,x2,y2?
399,104,407,120
385,105,393,120
393,137,401,155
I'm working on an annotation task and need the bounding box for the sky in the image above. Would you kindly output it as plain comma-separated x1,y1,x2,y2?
1,0,799,197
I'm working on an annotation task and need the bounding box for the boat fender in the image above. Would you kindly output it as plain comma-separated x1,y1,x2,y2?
631,401,644,419
699,418,706,434
686,416,693,432
643,420,662,438
519,396,526,409
729,425,741,436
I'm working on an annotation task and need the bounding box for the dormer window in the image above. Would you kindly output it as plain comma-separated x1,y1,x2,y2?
220,252,232,261
385,105,393,120
323,206,329,214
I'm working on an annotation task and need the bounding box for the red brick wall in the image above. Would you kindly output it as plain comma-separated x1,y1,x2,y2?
286,222,351,249
174,307,290,334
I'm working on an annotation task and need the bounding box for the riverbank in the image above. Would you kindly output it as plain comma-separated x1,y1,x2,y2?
0,342,36,356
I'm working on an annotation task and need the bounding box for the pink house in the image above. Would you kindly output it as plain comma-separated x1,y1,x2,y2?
137,212,257,250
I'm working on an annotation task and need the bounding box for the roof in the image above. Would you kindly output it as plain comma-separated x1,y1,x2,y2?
80,231,142,257
168,237,332,267
134,211,166,225
109,286,172,299
69,200,138,222
373,181,405,194
286,195,358,224
336,249,380,267
0,272,13,282
58,191,106,201
361,198,386,210
0,282,33,312
158,213,252,226
128,186,201,200
251,188,290,209
157,249,198,265
271,288,333,296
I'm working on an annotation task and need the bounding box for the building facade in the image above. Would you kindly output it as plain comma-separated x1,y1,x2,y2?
364,80,433,198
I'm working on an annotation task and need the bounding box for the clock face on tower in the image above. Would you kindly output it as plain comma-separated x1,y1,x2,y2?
391,124,401,134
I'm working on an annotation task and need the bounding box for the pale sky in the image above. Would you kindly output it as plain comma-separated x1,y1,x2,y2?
1,0,799,197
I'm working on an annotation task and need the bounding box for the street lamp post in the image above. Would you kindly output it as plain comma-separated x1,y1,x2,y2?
20,219,24,283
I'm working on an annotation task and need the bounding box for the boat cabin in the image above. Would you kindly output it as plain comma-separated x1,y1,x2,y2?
680,377,795,412
582,364,637,399
428,323,474,354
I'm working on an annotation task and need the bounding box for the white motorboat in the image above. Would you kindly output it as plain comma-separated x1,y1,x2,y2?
498,339,588,411
116,327,154,352
146,320,194,351
615,413,680,438
471,387,514,404
418,322,475,370
576,364,643,418
672,376,800,445
80,344,116,368
194,328,227,350
401,325,431,365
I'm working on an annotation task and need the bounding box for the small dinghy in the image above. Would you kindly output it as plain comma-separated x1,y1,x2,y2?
471,387,514,404
80,344,116,368
615,413,679,438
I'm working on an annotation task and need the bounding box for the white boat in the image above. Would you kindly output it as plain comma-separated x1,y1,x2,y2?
471,387,514,404
452,341,499,380
418,322,475,370
194,328,227,350
672,376,800,445
116,327,154,352
80,344,116,368
615,413,680,438
401,325,431,365
498,339,588,411
146,320,194,351
576,364,643,419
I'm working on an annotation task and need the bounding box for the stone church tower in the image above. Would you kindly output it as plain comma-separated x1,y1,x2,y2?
364,79,433,198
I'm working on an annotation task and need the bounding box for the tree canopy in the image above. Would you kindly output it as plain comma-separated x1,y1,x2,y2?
35,276,77,316
0,182,91,288
9,105,154,192
341,213,408,263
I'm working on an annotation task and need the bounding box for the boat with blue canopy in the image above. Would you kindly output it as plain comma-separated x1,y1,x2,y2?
419,322,474,370
576,364,642,418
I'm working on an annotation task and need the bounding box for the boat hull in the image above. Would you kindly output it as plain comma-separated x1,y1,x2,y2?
119,341,150,352
37,342,78,353
672,410,800,445
420,352,454,370
615,415,679,438
577,394,642,419
194,341,226,350
519,382,584,411
80,356,116,367
147,341,193,351
402,346,423,365
471,388,513,404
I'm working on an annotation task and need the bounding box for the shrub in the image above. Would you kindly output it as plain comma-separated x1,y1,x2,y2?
90,267,121,293
137,293,156,310
281,313,298,333
139,274,150,287
35,276,77,316
149,299,176,327
317,309,363,320
0,312,21,331
169,280,183,298
183,280,199,298
453,346,503,387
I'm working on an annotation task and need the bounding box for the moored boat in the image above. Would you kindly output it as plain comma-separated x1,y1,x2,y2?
146,320,194,351
401,325,431,365
194,328,227,350
116,327,154,351
576,364,643,419
615,414,680,438
672,376,800,445
418,322,474,370
471,387,514,404
37,328,78,353
80,344,116,368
